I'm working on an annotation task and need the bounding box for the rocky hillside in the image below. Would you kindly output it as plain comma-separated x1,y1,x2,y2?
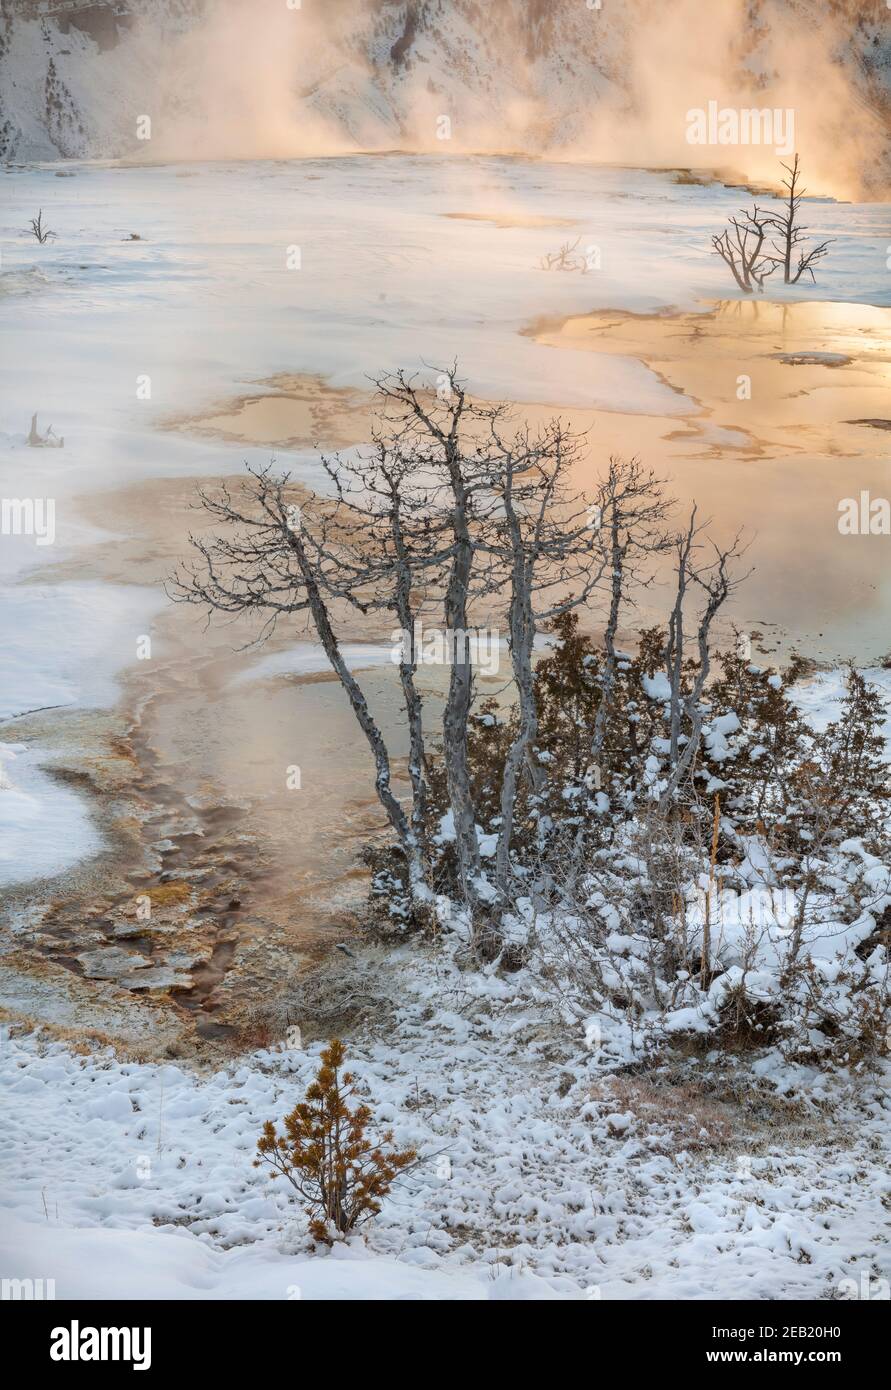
1,0,889,195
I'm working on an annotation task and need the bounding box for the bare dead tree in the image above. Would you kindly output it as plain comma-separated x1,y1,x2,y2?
711,205,777,293
367,367,509,914
523,456,672,897
27,412,64,448
765,154,834,285
479,416,607,889
539,237,586,272
589,457,673,767
314,433,453,872
27,210,55,244
333,376,626,909
168,465,428,898
665,506,697,771
311,371,521,903
171,368,744,950
172,367,609,927
659,516,751,807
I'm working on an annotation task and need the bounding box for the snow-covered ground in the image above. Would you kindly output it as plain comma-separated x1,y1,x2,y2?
4,644,886,1298
2,944,888,1301
0,742,101,888
0,580,164,722
792,666,891,741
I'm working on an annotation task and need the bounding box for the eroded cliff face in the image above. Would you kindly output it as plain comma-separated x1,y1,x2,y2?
1,0,889,195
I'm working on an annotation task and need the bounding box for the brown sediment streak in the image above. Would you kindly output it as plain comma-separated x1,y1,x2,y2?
162,374,374,451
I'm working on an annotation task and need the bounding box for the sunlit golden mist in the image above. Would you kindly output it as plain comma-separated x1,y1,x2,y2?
130,0,887,200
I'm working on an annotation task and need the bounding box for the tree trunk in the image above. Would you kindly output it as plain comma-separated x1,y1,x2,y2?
495,559,543,890
442,471,482,904
284,527,425,892
590,514,624,763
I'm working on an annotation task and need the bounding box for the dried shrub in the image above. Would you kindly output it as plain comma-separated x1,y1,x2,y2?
255,1039,416,1243
587,1074,735,1154
255,950,393,1040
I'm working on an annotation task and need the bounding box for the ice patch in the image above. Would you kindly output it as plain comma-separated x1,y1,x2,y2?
0,581,165,721
0,744,101,886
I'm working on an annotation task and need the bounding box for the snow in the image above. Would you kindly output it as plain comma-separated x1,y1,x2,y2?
641,671,672,702
230,642,396,686
704,711,741,761
791,667,891,740
1,945,888,1301
1,156,889,1299
0,577,163,888
0,743,101,888
0,581,164,721
0,1212,502,1302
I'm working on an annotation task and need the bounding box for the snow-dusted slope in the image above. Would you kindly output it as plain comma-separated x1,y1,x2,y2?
2,1,889,197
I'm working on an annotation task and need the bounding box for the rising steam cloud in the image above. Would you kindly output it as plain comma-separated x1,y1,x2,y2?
129,0,888,199
573,0,889,201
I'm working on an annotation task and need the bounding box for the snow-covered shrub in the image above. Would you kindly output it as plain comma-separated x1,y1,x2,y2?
423,617,890,1070
255,1039,416,1244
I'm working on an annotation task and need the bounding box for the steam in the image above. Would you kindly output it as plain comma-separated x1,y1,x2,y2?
574,0,889,200
134,0,353,160
127,0,886,199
